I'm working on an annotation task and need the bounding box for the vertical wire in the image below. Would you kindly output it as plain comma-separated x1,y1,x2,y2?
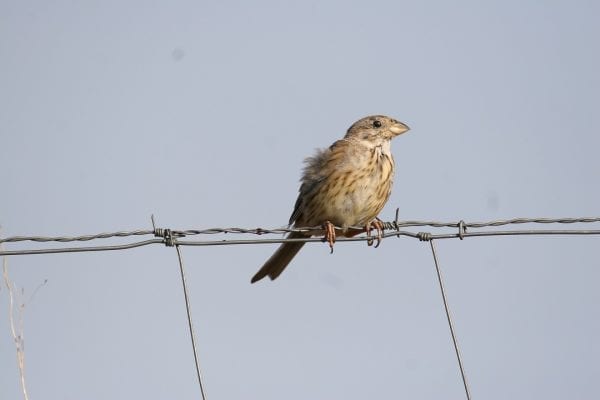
429,240,472,400
175,244,208,400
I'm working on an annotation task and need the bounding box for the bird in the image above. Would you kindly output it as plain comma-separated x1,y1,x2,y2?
251,115,410,283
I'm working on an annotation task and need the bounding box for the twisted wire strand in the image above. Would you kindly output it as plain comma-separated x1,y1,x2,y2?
1,215,599,256
0,230,154,244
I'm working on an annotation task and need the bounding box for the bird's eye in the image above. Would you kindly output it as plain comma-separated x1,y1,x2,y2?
373,120,382,128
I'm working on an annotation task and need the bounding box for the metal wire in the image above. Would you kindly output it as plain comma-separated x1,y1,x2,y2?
175,245,207,400
0,240,163,256
3,214,599,398
1,215,599,256
0,229,154,244
429,240,471,400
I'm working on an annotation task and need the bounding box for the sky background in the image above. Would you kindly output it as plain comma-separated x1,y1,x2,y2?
1,1,599,399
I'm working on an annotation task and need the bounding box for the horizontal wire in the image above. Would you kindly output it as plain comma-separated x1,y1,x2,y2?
0,215,599,256
394,216,600,229
2,216,599,244
0,230,154,244
173,228,600,247
0,240,164,256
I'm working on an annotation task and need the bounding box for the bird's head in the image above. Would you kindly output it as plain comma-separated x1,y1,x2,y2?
345,115,410,142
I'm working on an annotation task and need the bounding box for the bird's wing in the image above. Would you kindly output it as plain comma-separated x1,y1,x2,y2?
288,139,350,226
288,192,306,226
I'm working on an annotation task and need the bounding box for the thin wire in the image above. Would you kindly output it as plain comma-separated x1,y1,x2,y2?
2,228,599,256
2,215,600,244
394,216,600,229
0,239,163,256
0,229,154,243
175,245,207,400
429,240,471,400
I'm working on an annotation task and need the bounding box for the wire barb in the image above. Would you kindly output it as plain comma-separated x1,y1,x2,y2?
458,220,466,240
417,232,432,241
154,228,177,247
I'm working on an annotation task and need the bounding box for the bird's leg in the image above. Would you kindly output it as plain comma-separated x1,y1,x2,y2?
366,218,385,248
322,220,336,253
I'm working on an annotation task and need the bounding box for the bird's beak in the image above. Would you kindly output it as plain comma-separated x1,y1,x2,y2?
389,121,410,136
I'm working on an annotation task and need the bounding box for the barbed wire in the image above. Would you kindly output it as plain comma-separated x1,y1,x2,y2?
1,213,599,256
3,213,599,400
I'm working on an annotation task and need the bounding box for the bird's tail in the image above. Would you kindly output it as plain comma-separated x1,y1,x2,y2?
251,232,307,283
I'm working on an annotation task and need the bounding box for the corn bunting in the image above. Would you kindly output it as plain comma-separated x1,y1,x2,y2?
251,115,409,283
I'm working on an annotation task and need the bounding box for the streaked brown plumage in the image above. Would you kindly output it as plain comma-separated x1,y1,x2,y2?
251,115,409,283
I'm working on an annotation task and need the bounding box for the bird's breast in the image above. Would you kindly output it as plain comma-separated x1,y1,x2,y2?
302,144,395,229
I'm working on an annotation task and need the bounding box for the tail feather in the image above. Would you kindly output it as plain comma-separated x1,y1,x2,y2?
251,232,307,283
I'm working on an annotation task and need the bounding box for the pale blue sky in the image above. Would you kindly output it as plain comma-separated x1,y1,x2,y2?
1,1,599,399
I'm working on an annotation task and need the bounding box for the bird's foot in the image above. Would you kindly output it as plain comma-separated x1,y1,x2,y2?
366,218,384,248
322,221,336,253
